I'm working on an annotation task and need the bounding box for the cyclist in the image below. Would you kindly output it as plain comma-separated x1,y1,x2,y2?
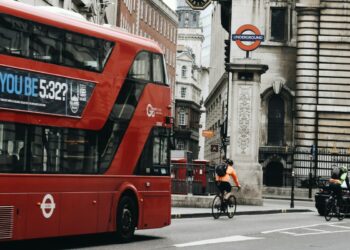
215,159,241,200
329,165,350,208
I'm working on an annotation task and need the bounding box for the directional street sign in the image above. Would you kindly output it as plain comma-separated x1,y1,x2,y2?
186,0,211,10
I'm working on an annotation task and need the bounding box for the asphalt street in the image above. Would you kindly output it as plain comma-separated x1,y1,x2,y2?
2,206,350,250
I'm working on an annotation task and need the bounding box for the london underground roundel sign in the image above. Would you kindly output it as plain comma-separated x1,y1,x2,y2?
186,0,211,10
232,24,265,51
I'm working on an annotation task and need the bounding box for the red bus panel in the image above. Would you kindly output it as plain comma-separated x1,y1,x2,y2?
0,1,171,242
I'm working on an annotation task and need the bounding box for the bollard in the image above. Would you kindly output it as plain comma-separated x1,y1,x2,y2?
290,170,295,208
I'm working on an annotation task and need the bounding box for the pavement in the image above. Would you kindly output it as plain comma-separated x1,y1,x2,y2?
171,197,317,219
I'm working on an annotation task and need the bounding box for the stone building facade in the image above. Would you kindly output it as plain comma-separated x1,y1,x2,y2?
116,0,178,104
295,0,350,151
204,0,350,187
172,0,204,159
203,2,229,164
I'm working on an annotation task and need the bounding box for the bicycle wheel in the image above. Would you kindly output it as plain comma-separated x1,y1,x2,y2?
211,195,222,219
324,198,334,221
338,211,345,221
227,195,237,218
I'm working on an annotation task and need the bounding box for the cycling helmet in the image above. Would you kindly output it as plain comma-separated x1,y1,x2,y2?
340,165,348,172
225,159,233,166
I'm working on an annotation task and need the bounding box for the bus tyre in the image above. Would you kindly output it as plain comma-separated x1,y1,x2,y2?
116,196,137,242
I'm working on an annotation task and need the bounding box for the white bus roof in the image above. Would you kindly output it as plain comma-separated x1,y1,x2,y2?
36,6,87,22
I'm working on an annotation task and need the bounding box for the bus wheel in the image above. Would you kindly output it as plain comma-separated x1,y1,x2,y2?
116,195,136,242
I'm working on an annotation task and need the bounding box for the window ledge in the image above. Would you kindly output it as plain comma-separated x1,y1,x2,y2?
261,40,297,48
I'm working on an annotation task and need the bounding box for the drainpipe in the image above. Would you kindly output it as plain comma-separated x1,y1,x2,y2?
314,8,320,184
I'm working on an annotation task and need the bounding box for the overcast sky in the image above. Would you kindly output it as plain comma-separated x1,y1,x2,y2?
164,0,177,11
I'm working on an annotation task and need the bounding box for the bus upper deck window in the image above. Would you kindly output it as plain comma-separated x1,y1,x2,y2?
153,53,165,84
0,14,28,56
128,51,151,81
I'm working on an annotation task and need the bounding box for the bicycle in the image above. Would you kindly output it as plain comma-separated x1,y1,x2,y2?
211,186,239,219
324,190,345,221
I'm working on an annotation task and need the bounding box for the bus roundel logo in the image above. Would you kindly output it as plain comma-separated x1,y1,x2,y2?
40,194,56,219
232,24,265,51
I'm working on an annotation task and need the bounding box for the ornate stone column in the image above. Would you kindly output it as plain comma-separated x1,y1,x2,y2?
227,59,268,205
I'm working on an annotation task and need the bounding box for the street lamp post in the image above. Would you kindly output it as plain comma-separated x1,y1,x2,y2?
290,147,295,208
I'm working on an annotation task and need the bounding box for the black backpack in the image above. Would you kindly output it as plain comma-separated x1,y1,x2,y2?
215,164,227,177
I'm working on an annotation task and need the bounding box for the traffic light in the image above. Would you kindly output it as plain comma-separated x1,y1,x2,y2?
224,39,230,66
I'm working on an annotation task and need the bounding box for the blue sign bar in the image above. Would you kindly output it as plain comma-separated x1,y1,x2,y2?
232,34,265,42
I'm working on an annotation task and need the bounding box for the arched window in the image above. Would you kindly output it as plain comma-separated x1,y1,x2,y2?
268,94,284,145
181,65,187,78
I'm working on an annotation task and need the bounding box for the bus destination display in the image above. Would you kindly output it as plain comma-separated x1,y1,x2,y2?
0,66,95,118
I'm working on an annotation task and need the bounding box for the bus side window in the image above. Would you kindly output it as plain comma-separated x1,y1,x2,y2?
134,127,170,176
0,123,25,173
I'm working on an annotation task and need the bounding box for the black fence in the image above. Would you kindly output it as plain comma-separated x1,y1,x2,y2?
292,147,350,188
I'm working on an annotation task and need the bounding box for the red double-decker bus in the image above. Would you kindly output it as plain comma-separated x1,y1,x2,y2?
0,1,172,242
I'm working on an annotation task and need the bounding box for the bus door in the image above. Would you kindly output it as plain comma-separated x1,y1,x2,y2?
58,130,99,235
134,127,171,229
26,128,99,237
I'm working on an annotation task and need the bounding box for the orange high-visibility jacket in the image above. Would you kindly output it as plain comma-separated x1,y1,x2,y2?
216,165,240,187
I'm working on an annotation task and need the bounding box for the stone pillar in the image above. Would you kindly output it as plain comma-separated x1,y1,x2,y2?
227,59,268,205
295,2,320,150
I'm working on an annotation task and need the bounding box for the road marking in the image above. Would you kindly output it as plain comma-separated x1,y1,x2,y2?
261,222,350,236
291,229,350,236
261,222,346,234
280,228,327,236
174,235,263,248
329,224,350,229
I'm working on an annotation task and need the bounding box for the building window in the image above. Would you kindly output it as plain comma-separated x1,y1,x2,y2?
181,65,187,78
160,18,163,34
268,94,284,145
148,8,152,25
180,87,187,98
271,8,287,42
179,112,186,126
177,140,185,150
140,2,143,19
145,4,148,21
